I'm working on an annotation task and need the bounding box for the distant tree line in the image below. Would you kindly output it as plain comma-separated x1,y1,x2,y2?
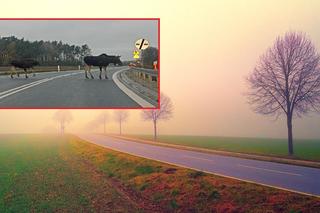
0,36,91,66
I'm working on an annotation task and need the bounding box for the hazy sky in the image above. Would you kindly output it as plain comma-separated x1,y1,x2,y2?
0,20,158,60
1,0,320,139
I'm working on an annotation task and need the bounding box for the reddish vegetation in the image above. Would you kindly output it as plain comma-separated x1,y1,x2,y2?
70,137,320,213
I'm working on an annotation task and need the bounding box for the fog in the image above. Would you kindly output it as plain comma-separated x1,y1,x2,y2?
1,1,320,139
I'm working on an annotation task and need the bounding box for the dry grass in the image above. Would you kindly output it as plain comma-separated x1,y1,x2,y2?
1,134,319,212
71,136,320,213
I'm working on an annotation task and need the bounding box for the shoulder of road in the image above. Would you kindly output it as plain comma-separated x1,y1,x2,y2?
114,67,158,106
109,135,320,169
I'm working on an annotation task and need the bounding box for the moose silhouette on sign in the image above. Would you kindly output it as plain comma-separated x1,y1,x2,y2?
83,54,122,79
10,59,39,78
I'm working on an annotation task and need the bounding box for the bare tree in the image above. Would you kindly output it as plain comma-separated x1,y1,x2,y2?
99,111,109,134
53,110,73,134
246,32,320,155
141,93,173,140
114,111,129,135
89,111,109,134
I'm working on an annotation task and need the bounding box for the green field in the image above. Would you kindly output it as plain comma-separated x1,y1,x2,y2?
1,134,319,212
0,135,137,212
126,135,320,161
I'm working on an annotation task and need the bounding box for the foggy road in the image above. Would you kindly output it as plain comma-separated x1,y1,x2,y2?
77,134,320,197
0,66,152,108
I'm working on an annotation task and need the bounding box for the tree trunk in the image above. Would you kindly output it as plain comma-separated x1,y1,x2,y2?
153,120,157,141
61,122,64,134
104,119,106,134
287,113,294,155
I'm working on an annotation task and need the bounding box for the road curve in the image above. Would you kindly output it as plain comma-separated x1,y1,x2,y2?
77,134,320,197
0,67,144,108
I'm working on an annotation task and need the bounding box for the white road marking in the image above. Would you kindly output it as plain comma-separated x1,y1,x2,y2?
0,72,81,100
238,164,302,176
183,155,215,162
112,68,155,108
0,78,50,96
0,79,52,99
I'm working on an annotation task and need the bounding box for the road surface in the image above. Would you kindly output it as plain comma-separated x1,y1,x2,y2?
77,134,320,197
0,67,144,108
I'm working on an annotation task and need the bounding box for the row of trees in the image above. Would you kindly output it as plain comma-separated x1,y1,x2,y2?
0,36,91,66
53,94,173,140
86,111,129,135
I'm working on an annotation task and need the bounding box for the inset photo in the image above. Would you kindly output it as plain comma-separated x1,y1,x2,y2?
0,18,159,108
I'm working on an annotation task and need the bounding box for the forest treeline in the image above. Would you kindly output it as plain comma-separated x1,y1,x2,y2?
0,36,92,66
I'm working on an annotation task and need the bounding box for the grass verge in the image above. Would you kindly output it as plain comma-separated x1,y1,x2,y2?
71,135,320,212
0,134,138,212
0,134,319,212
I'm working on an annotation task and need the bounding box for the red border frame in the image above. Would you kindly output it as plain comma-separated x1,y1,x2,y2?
0,18,160,110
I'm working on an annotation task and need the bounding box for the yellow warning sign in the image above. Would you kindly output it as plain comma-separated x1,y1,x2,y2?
133,50,140,59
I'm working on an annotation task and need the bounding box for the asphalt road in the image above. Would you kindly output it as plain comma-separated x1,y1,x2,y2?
77,134,320,197
0,67,140,108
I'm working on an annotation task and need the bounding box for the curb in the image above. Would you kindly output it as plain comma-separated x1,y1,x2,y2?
112,68,155,108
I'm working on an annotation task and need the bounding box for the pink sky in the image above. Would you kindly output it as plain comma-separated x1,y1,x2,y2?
1,1,320,138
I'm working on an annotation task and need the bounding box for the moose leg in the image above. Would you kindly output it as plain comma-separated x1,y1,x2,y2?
99,67,102,79
10,66,16,78
31,67,36,77
88,65,94,79
84,64,89,79
24,68,28,78
104,66,108,79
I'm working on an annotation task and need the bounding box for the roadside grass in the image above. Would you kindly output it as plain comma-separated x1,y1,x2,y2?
70,136,320,212
1,134,320,212
125,135,320,161
0,134,138,212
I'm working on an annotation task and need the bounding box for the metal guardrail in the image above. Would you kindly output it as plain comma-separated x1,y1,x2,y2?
129,67,158,73
116,69,158,106
119,67,158,104
128,67,158,82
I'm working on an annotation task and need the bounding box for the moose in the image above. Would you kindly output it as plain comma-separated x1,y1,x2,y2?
10,59,39,78
83,54,122,79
